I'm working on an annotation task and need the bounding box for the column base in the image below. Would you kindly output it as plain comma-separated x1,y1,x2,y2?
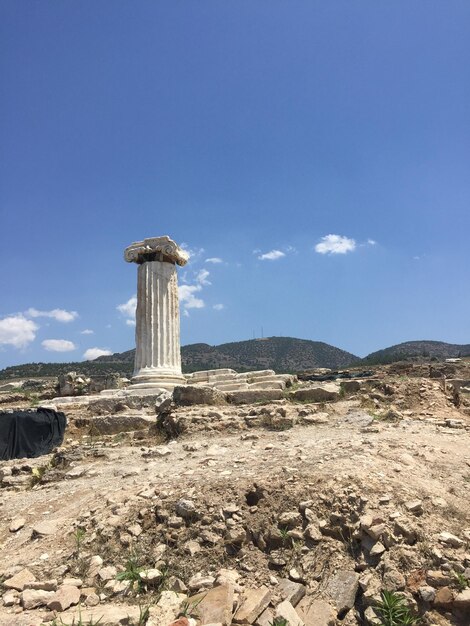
131,367,186,391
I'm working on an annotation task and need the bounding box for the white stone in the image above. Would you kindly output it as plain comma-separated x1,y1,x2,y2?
125,236,187,390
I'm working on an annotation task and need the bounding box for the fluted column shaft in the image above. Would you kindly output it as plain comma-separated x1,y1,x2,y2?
132,261,185,388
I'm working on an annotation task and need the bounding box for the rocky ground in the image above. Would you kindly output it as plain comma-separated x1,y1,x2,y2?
0,363,469,626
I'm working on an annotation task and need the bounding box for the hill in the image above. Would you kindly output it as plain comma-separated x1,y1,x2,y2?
96,336,361,372
363,340,470,365
0,337,360,380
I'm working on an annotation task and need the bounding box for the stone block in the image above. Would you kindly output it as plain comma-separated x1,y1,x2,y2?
324,570,360,616
290,383,341,403
173,385,227,406
233,586,272,623
188,583,234,626
227,389,284,405
296,597,336,626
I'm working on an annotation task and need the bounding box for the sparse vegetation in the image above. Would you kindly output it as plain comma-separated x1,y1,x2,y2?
375,591,418,626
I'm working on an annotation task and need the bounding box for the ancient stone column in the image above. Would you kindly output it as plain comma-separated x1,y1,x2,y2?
124,236,189,389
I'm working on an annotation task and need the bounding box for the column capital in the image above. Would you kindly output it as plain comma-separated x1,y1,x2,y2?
124,236,189,266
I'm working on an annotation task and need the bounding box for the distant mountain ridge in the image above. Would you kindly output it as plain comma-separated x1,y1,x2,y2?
1,338,468,380
363,340,470,364
95,336,361,372
0,337,359,379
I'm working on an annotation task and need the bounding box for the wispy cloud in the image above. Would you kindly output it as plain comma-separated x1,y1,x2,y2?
83,347,112,360
315,234,356,255
117,296,137,325
81,329,94,335
179,284,205,309
26,308,78,323
257,249,286,261
42,339,77,352
0,315,38,349
205,257,223,264
213,303,225,311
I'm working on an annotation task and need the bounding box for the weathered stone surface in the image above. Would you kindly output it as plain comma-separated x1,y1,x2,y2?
296,597,336,626
146,590,186,626
290,383,341,403
86,414,155,435
233,586,272,623
56,603,142,625
126,237,188,389
278,579,306,607
173,385,227,406
21,588,54,609
438,531,464,548
433,586,454,609
9,517,25,532
189,584,234,626
47,584,81,611
25,579,58,591
31,520,58,537
453,588,470,610
227,389,284,404
4,568,36,591
324,570,360,615
275,600,304,626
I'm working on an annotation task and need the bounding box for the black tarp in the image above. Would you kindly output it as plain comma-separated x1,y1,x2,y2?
0,408,66,461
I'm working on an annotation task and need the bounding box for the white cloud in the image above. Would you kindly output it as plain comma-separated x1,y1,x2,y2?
367,239,377,246
205,257,223,264
83,347,113,360
0,315,38,348
315,234,356,255
42,339,77,352
196,269,211,286
26,308,78,323
180,244,204,260
213,303,225,311
117,296,137,325
258,250,286,261
81,329,94,335
179,284,205,309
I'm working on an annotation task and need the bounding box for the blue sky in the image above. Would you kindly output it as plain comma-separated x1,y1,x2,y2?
0,1,469,369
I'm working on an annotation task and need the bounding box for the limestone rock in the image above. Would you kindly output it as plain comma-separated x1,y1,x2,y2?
4,568,36,591
147,590,187,626
21,588,54,609
324,570,360,616
296,597,336,626
227,389,284,404
87,414,155,435
274,600,304,626
173,385,227,406
438,531,464,548
188,584,234,626
9,517,26,532
25,579,58,591
47,585,81,611
290,383,341,403
278,579,306,607
453,588,470,610
31,520,58,538
233,586,272,623
55,603,142,625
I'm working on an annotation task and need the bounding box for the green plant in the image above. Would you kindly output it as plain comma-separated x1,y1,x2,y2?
453,571,468,591
51,606,103,625
29,464,48,487
375,591,418,626
179,594,205,619
278,526,291,544
138,603,150,625
269,618,289,626
73,527,86,557
116,553,145,592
